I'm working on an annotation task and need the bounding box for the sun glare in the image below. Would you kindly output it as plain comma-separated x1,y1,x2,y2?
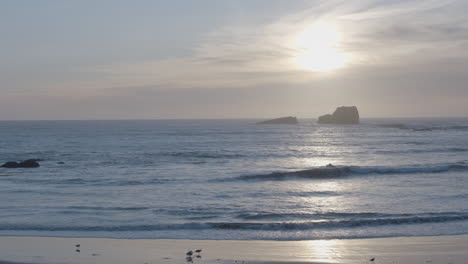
294,23,349,72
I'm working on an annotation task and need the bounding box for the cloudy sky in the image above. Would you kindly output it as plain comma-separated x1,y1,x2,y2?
1,0,467,120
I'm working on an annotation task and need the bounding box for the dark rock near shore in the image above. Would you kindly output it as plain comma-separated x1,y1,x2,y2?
19,159,40,168
257,116,298,125
1,162,20,168
1,159,40,168
318,106,359,124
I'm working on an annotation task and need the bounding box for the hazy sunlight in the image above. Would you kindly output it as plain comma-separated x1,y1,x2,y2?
294,23,349,72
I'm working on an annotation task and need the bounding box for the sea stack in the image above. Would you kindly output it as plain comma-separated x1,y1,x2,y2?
257,116,298,125
318,106,359,124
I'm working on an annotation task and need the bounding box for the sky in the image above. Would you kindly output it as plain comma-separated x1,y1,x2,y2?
1,0,468,120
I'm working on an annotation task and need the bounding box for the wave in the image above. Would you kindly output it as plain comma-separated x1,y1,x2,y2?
374,147,468,154
163,151,244,159
109,178,174,186
378,123,468,131
232,163,468,181
235,167,352,181
447,125,468,130
6,177,175,186
2,212,467,232
66,206,149,211
236,212,392,221
378,123,407,129
283,191,341,197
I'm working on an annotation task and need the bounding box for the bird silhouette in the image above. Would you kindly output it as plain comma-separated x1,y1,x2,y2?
186,250,193,256
370,257,375,262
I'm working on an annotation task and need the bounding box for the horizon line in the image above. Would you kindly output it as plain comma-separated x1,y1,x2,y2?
1,116,468,122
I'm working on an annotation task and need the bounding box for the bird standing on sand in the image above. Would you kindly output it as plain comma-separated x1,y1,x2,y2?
370,257,375,262
195,249,202,254
186,250,193,256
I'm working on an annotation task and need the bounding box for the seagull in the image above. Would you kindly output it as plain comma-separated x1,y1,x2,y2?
195,249,202,253
186,250,193,256
186,256,193,262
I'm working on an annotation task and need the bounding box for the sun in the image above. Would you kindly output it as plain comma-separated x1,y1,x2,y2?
293,23,349,72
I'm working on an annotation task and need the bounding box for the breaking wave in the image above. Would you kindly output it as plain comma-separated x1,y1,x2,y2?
233,163,468,181
378,123,468,131
1,212,467,232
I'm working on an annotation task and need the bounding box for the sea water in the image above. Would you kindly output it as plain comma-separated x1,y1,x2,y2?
0,118,467,240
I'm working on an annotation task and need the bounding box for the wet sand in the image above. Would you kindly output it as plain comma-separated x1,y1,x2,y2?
0,235,466,264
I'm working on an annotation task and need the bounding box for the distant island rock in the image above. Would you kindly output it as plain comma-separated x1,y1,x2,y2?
257,116,298,125
1,159,41,168
318,106,359,124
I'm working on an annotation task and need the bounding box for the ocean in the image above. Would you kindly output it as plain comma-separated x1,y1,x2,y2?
0,118,467,241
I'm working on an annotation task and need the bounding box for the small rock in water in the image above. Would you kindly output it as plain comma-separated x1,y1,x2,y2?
19,159,40,168
1,159,40,168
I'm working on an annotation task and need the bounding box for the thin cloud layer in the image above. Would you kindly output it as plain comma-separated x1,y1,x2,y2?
1,0,467,119
81,0,467,92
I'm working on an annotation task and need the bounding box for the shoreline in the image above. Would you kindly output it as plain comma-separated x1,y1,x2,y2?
1,232,468,241
1,235,467,264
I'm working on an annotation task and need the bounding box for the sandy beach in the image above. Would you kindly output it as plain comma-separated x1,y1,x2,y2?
0,235,466,264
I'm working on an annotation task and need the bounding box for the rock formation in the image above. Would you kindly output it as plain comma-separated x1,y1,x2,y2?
257,116,298,125
318,106,359,124
1,162,20,168
1,159,41,168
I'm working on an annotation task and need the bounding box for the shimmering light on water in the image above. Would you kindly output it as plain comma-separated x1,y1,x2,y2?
0,118,467,240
